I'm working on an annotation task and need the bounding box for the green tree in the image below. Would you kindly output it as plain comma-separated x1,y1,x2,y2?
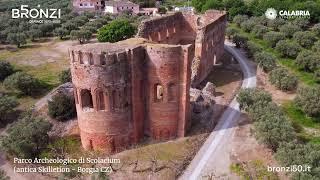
59,69,71,84
314,69,320,83
240,20,255,32
245,41,262,58
48,93,76,121
293,31,317,48
311,23,320,36
0,95,18,124
0,61,14,81
251,25,268,38
312,40,320,52
6,33,27,48
233,15,249,26
237,88,272,111
269,68,298,91
3,72,40,96
279,23,301,38
70,30,92,44
295,50,320,72
263,31,285,47
267,18,286,31
275,40,302,58
294,86,320,117
54,28,69,40
253,52,276,72
232,34,248,48
1,112,52,158
226,27,239,39
97,19,136,43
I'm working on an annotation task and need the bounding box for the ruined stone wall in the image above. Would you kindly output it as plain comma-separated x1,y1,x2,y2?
145,44,193,140
193,10,227,85
69,44,142,153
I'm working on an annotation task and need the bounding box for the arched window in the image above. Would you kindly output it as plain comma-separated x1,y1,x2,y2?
81,89,93,109
96,90,105,110
154,84,164,102
168,83,177,102
78,51,83,64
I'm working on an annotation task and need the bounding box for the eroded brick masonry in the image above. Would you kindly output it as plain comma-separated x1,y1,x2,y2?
69,10,226,153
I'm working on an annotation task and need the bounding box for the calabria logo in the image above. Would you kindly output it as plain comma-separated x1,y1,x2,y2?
265,8,277,20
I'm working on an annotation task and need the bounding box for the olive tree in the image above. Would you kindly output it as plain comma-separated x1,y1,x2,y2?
240,20,255,32
246,41,262,58
232,34,248,48
269,67,298,91
0,95,18,123
275,40,302,58
3,72,40,96
251,25,268,38
293,31,317,48
263,31,285,47
226,27,239,39
0,61,14,81
253,52,276,72
237,88,272,111
48,93,76,121
7,33,27,48
1,112,52,158
311,23,320,36
294,86,320,117
279,23,301,38
267,18,286,31
312,40,320,52
295,50,320,72
70,30,92,44
233,15,249,26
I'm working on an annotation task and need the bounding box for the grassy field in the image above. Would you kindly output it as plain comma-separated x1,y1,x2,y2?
229,23,320,144
0,38,71,109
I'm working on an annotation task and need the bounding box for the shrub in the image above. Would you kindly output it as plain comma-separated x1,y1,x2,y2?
97,19,136,43
251,25,268,38
295,50,320,72
48,93,76,121
312,40,320,52
233,15,249,26
240,20,255,32
267,18,286,31
3,72,40,96
7,32,27,48
263,31,285,47
314,69,320,83
311,23,320,36
253,52,276,72
70,30,92,44
246,41,262,58
1,112,52,158
0,61,14,81
253,110,296,151
279,23,301,38
0,95,18,123
275,40,302,58
293,31,317,48
232,34,248,48
294,86,320,117
269,68,298,91
54,28,69,40
59,69,71,84
292,18,309,30
225,27,239,39
275,142,320,179
237,88,272,111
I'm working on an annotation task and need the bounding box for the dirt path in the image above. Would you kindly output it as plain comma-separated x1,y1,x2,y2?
180,41,257,180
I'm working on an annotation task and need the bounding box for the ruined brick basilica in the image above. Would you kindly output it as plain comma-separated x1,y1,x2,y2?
69,10,226,153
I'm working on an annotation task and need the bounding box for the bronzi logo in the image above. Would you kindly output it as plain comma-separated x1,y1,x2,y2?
12,5,61,23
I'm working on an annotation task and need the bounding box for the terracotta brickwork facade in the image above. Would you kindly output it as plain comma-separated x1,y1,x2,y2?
69,10,226,153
